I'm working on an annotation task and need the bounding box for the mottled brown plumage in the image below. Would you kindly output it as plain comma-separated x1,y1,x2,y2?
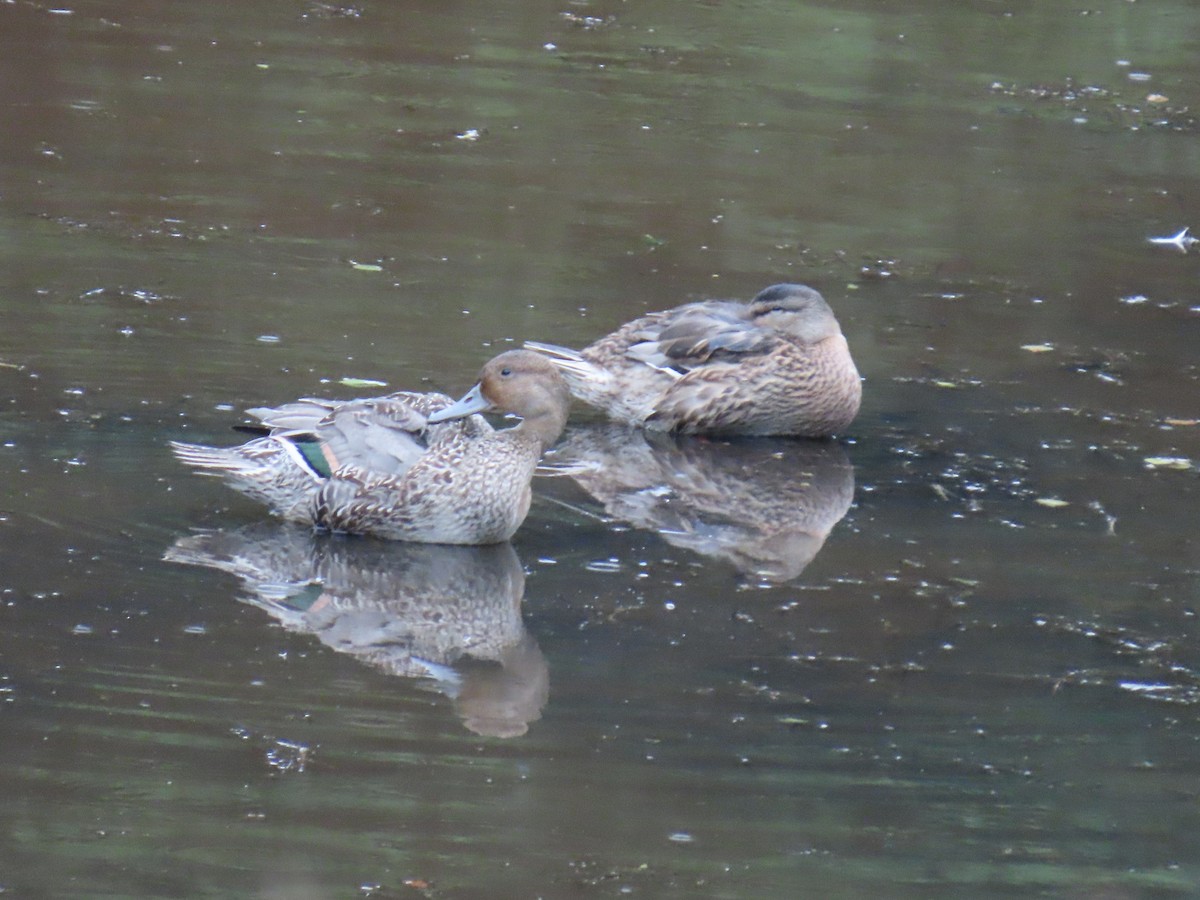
526,283,861,436
170,350,570,544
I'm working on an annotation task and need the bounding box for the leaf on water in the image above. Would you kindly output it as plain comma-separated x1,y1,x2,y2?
1035,497,1070,508
339,377,387,388
1144,456,1193,471
349,261,383,272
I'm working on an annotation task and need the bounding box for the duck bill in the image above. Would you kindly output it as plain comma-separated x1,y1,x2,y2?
426,383,491,423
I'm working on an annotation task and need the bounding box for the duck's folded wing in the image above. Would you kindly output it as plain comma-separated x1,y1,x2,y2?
627,305,780,371
244,392,483,479
316,395,444,477
247,398,340,432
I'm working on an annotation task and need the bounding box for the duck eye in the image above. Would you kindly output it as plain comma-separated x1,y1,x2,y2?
500,367,512,377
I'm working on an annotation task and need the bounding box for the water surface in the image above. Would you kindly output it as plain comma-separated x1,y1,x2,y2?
2,0,1199,897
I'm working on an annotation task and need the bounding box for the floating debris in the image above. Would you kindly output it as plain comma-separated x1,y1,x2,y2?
1118,681,1178,698
776,715,810,726
349,260,383,272
1147,227,1198,253
80,286,168,304
1143,456,1193,471
265,738,312,774
338,377,387,388
301,3,364,20
561,11,615,28
1035,497,1070,508
1021,343,1055,353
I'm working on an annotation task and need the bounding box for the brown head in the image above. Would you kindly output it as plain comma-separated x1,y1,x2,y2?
747,283,843,346
428,349,571,448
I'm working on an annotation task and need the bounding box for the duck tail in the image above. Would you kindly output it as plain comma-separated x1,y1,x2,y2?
169,440,255,476
170,438,321,520
523,340,583,361
171,437,322,480
523,341,604,383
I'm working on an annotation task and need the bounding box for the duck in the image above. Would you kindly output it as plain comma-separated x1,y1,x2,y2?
169,349,570,544
525,283,861,436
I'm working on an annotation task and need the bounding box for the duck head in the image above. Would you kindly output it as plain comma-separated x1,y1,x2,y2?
748,283,843,345
428,349,571,448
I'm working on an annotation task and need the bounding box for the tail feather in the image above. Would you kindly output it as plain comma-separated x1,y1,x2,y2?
523,340,605,383
169,439,319,520
523,340,585,362
169,440,257,477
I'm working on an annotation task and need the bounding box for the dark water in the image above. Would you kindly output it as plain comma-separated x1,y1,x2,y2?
2,0,1199,896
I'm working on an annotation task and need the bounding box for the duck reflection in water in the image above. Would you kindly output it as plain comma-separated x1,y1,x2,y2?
165,525,547,738
544,426,854,582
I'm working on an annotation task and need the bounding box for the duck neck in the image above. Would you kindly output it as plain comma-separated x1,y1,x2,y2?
510,404,568,451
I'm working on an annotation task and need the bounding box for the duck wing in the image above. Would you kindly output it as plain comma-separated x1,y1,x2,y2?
624,301,780,373
248,391,490,480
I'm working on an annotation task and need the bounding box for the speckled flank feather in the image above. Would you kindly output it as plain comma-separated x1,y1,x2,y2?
170,350,570,544
526,283,862,437
312,429,540,544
